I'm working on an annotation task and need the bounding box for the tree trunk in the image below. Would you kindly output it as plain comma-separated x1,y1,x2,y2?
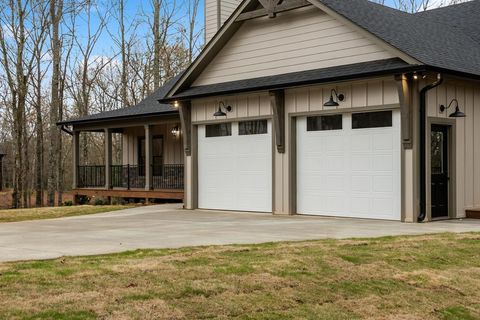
153,0,160,90
47,0,63,207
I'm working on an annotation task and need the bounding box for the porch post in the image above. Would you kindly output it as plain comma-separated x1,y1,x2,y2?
105,128,112,189
72,130,80,189
144,124,153,190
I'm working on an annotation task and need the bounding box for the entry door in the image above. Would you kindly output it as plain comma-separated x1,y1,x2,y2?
198,120,272,212
431,125,449,218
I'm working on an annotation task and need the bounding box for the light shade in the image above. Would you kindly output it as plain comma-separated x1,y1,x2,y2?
324,95,339,107
323,89,344,107
449,106,466,118
214,107,227,117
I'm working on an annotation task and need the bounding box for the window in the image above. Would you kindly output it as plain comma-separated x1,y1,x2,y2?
352,111,392,129
206,123,231,137
239,120,268,135
307,115,342,131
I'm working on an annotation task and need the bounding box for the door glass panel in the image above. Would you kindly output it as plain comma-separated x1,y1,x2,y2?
307,115,342,131
352,111,392,129
431,131,444,174
206,123,232,137
239,120,268,135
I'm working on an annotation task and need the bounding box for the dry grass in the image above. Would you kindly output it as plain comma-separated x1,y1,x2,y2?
0,233,479,319
0,205,132,223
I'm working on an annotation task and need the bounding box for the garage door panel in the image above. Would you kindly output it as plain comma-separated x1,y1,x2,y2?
297,111,401,220
198,121,272,212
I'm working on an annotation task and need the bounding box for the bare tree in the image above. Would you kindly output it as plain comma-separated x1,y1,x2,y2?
0,0,49,208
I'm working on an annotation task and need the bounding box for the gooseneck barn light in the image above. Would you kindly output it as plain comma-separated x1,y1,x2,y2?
323,89,345,107
439,99,466,118
213,101,232,117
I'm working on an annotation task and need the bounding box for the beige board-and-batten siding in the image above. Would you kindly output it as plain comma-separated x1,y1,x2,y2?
187,77,402,215
425,81,480,218
122,124,184,166
195,6,395,86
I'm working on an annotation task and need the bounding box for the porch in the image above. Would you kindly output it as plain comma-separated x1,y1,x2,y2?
70,116,184,202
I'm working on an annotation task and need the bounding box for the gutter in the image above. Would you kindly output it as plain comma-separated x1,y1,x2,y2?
56,110,179,127
418,73,443,222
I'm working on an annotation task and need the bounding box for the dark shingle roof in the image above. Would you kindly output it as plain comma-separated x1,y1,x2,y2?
416,1,480,44
318,0,480,77
58,74,181,126
166,58,417,100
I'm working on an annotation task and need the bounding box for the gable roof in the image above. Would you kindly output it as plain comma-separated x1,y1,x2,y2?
58,74,182,126
164,0,480,101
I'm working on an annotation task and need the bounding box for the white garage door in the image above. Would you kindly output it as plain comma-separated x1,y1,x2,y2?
198,120,272,212
297,110,401,220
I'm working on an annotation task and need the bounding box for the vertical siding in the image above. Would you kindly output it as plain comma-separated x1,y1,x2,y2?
192,92,272,122
121,124,184,165
427,82,480,216
205,0,218,43
205,0,241,43
284,78,399,113
195,6,395,86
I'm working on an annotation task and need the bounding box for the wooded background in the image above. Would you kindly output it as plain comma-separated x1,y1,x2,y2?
0,0,468,209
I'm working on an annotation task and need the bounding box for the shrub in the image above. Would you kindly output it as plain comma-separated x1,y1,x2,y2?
77,195,90,205
94,198,106,206
63,200,73,206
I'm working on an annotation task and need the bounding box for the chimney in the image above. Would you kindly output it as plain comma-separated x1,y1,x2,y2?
205,0,241,43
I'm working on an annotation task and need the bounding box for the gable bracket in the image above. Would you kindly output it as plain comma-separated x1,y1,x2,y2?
270,89,285,153
179,101,192,156
237,0,311,21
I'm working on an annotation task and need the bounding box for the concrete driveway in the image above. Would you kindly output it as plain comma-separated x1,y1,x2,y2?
1,203,480,262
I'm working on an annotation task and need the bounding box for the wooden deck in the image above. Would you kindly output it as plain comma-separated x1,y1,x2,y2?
72,188,184,200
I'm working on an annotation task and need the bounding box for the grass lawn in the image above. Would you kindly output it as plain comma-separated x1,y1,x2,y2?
0,233,479,319
0,205,132,223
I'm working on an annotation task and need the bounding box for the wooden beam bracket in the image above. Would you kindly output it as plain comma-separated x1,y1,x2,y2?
395,73,414,149
179,101,192,156
236,0,311,22
270,89,285,153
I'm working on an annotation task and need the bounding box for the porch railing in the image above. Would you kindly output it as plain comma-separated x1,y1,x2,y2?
77,165,105,188
77,164,184,190
152,164,184,189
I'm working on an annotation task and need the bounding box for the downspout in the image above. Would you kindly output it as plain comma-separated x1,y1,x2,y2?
418,73,443,222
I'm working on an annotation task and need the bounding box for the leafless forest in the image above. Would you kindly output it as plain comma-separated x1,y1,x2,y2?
0,0,201,208
0,0,468,209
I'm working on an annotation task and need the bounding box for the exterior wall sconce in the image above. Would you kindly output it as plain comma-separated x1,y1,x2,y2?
213,101,232,117
324,89,345,107
171,125,180,137
439,99,466,118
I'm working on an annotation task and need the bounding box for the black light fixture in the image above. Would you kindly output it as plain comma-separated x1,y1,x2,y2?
324,89,345,107
213,101,232,117
439,99,466,118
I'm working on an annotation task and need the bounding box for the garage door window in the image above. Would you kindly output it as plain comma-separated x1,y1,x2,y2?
307,115,342,131
206,123,231,137
352,111,392,129
239,120,268,135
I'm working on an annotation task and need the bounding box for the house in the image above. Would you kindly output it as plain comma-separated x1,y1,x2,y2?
61,0,480,222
